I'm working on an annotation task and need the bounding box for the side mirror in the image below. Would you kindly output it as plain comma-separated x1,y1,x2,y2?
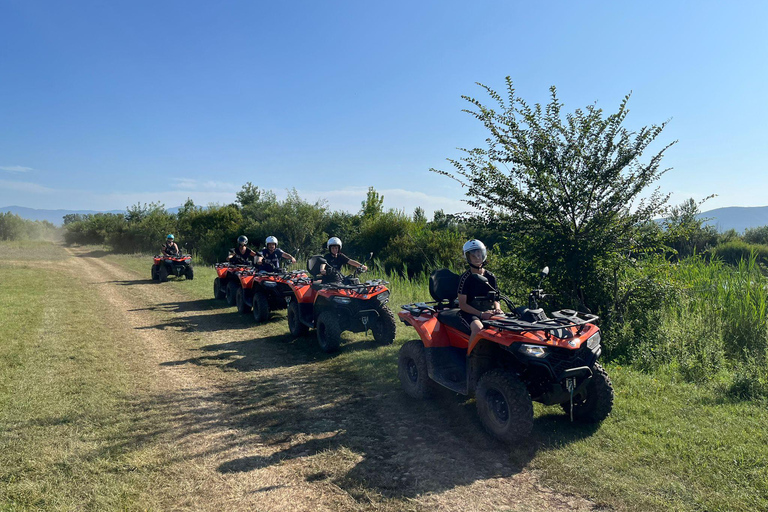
541,266,550,277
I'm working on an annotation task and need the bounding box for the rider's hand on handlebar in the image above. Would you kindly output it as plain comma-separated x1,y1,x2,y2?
360,264,368,272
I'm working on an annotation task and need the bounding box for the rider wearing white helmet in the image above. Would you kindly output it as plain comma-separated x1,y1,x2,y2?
321,236,367,275
457,239,502,344
227,235,261,266
259,235,296,271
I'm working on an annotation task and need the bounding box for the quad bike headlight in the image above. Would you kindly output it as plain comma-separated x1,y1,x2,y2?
587,332,602,350
263,281,278,287
376,290,390,301
333,296,352,304
519,344,548,358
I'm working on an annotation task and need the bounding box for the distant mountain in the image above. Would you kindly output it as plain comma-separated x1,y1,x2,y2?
698,206,768,233
0,205,187,225
0,206,125,225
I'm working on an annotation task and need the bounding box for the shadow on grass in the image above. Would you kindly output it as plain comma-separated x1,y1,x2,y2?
86,368,597,502
74,249,111,258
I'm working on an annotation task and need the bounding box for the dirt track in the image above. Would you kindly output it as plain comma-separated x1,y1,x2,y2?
65,247,603,511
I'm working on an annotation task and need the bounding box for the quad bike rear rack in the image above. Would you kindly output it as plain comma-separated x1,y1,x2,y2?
401,302,599,333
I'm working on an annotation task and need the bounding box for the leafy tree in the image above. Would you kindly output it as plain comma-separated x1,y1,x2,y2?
743,225,768,246
360,186,384,219
434,78,675,312
413,206,426,224
662,196,719,260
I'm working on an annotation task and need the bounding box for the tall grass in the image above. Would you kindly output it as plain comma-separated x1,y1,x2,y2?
657,253,768,398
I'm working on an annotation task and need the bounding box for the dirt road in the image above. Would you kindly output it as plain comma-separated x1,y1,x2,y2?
66,247,602,511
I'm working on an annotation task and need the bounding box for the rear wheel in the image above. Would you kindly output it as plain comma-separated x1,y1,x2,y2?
371,303,396,345
213,277,226,299
252,291,270,322
184,266,194,280
158,264,169,283
561,363,614,423
398,340,433,399
476,370,533,444
288,300,308,336
316,311,342,353
151,264,159,281
226,281,238,306
236,287,252,314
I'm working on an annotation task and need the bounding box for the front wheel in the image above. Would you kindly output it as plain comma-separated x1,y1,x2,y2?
252,291,270,323
184,266,194,280
398,340,433,399
561,363,614,423
476,370,533,444
287,300,308,336
158,264,169,283
151,264,159,281
371,303,396,345
213,277,226,299
226,281,238,306
236,287,251,314
316,311,342,353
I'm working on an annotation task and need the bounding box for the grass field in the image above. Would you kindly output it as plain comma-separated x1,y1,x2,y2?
2,242,767,511
0,242,183,510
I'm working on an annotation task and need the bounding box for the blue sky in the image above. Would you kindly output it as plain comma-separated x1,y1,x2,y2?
1,0,766,217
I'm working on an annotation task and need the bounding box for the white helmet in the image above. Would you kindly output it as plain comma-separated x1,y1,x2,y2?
463,239,487,263
265,236,278,246
327,237,342,249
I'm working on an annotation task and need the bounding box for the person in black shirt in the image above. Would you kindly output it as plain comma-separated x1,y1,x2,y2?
259,236,296,271
320,236,367,276
457,239,502,344
227,235,261,266
162,234,180,256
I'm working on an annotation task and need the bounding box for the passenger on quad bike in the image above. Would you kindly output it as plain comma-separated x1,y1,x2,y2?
228,235,262,266
458,239,504,345
320,237,368,276
162,234,180,256
259,236,296,272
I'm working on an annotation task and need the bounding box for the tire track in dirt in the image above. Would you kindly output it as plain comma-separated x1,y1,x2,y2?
64,247,603,511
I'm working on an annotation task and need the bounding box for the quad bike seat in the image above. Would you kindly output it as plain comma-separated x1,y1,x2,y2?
436,308,471,335
429,268,460,309
307,255,340,290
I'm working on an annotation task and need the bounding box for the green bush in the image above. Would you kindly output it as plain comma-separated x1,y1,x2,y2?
710,240,768,267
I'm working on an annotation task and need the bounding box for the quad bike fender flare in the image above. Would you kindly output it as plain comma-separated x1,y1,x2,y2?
291,283,316,303
397,310,452,348
239,274,255,288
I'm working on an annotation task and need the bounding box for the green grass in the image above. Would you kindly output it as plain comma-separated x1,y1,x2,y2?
0,244,176,510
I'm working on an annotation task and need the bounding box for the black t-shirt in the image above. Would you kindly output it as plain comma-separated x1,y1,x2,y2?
230,247,257,265
457,269,498,308
324,252,350,272
260,248,284,271
162,243,179,256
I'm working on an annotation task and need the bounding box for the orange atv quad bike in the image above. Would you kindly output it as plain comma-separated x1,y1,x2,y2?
213,262,256,306
151,253,193,282
397,267,613,444
233,266,310,322
286,255,396,353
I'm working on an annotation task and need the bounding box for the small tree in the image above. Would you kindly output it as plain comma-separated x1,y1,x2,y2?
434,78,675,312
360,186,384,219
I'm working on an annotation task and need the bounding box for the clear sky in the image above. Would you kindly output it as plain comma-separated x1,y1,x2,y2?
1,0,766,217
